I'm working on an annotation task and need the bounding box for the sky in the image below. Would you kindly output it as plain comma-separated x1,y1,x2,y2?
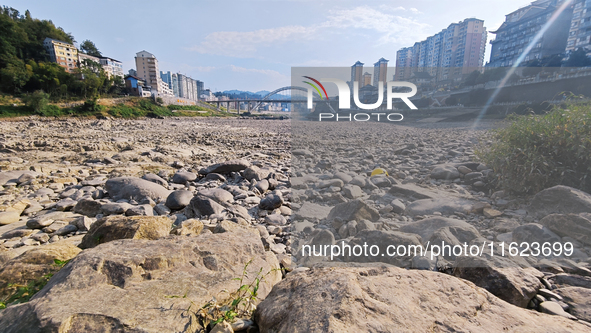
5,0,535,92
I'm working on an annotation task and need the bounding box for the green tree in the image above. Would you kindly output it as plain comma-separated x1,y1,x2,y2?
565,48,591,67
22,89,49,112
80,40,101,57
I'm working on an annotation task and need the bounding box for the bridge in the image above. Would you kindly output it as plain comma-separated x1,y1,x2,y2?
210,86,334,114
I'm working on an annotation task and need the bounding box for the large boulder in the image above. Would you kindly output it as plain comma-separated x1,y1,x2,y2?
528,185,591,219
345,230,422,267
78,216,173,249
255,266,588,332
0,230,281,333
199,159,251,175
326,199,379,222
105,177,171,203
555,287,591,322
453,255,543,308
0,243,81,301
540,213,591,246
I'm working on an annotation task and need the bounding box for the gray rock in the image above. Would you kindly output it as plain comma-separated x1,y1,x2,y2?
71,216,95,231
453,255,543,308
0,211,21,225
342,184,363,199
255,179,270,193
391,199,406,214
400,217,478,243
0,230,281,332
1,228,34,239
100,202,132,216
0,170,38,186
255,266,590,332
30,232,49,243
405,198,474,216
203,173,226,182
185,195,225,218
125,204,154,216
105,177,171,203
54,224,78,236
388,184,435,200
73,198,102,217
512,223,561,244
154,203,171,216
555,287,591,322
326,199,380,222
430,165,460,180
26,215,55,229
171,171,197,184
540,213,591,246
55,198,77,211
528,185,591,219
198,188,233,203
539,301,577,320
243,165,270,181
165,190,193,210
317,179,344,189
259,193,284,210
199,159,251,175
141,173,168,187
265,214,286,226
294,202,331,221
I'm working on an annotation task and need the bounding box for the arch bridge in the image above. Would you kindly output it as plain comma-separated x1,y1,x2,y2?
210,85,333,114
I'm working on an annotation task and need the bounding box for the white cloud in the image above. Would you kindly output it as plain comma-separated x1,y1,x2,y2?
188,6,429,58
188,25,316,57
323,6,430,45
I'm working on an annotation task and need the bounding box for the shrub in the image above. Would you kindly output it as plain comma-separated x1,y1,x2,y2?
22,90,49,112
82,98,103,112
476,102,591,194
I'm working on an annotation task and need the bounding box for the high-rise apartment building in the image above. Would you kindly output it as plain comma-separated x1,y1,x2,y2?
362,72,372,87
395,18,487,82
488,0,573,67
43,38,78,73
350,61,364,89
160,71,172,89
135,50,170,95
373,58,389,87
177,74,199,101
566,0,591,53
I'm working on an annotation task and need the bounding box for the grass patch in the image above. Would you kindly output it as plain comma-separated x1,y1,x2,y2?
0,259,70,310
166,260,279,332
476,101,591,194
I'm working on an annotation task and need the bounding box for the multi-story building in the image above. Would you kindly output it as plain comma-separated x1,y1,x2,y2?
99,57,124,78
78,52,100,72
177,74,199,101
488,0,573,67
160,71,172,89
135,50,169,96
171,73,179,97
566,0,591,54
395,18,487,82
43,38,78,73
362,72,372,87
196,80,204,100
128,69,137,76
373,58,389,87
350,61,364,86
